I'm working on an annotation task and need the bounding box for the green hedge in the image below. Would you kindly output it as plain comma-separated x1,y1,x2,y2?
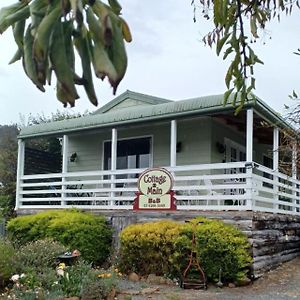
7,210,112,265
119,217,252,283
119,220,182,276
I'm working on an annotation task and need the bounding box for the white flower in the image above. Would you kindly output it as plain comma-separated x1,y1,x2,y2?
20,273,26,278
11,274,20,282
56,268,64,276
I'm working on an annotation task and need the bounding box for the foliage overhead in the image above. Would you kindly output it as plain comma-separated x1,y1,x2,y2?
192,0,298,112
0,0,132,107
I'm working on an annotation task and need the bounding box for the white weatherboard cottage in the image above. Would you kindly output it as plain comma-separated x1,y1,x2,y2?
16,90,300,214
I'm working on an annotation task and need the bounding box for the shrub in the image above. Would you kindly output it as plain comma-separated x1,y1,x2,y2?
58,260,95,297
119,217,252,282
15,239,67,273
119,220,183,275
175,217,252,282
81,267,120,300
7,210,113,265
10,260,95,299
0,238,17,287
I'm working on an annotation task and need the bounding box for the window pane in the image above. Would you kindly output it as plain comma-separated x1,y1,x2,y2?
231,148,237,160
139,154,150,168
128,155,137,169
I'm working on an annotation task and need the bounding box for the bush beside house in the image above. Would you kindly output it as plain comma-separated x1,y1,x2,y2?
119,217,252,283
6,209,113,265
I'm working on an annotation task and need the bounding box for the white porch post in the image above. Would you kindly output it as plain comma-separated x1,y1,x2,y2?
246,109,253,209
111,128,117,204
170,120,177,168
292,142,298,212
15,139,25,210
273,127,279,211
61,135,69,206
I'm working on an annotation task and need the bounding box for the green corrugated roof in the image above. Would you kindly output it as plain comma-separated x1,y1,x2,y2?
18,91,289,139
93,90,172,114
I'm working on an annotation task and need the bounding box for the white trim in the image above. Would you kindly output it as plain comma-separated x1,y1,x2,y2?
246,109,254,209
15,161,300,214
110,128,117,202
62,135,69,172
170,120,177,167
292,141,297,212
273,128,279,171
61,135,69,205
246,109,253,162
111,129,117,171
292,142,297,179
15,139,25,210
273,127,279,211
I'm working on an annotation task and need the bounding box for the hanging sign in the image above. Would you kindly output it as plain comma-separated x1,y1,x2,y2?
133,168,176,210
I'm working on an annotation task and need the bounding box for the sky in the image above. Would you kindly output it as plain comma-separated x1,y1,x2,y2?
0,0,299,125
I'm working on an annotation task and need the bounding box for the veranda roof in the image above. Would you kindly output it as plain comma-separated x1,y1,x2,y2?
19,90,288,139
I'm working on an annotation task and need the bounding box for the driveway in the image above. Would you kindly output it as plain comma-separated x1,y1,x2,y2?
117,257,300,300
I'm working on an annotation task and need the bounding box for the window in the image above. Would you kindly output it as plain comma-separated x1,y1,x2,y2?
104,137,151,173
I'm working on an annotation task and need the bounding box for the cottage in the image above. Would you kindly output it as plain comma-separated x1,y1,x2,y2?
16,90,300,276
16,90,299,214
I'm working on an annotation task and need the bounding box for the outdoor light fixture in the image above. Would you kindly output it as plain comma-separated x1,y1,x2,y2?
216,142,225,154
176,142,182,153
70,152,77,162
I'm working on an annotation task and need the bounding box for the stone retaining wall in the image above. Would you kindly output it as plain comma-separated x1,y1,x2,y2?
251,213,300,277
99,210,300,278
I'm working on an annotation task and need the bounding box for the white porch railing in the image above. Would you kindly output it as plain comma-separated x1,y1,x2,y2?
16,161,300,214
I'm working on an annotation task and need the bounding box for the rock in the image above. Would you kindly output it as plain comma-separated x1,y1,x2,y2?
146,274,161,284
236,277,252,286
119,290,140,295
107,287,116,300
215,281,224,288
164,278,175,285
141,287,160,295
128,272,140,282
228,283,236,288
146,274,174,285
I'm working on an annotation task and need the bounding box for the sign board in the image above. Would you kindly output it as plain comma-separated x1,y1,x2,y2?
133,168,176,211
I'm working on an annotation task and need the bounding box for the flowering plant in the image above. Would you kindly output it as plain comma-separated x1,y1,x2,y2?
56,262,66,277
56,260,92,297
97,267,122,279
10,273,26,288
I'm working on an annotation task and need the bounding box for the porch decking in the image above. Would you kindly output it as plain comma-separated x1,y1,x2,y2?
16,161,300,214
